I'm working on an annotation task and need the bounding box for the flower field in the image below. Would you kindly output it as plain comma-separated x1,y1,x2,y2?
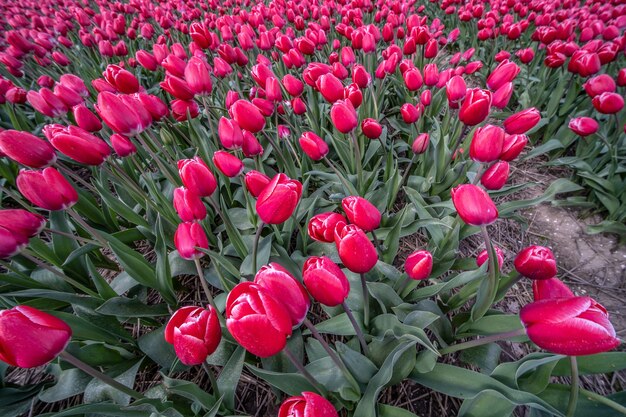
0,0,625,416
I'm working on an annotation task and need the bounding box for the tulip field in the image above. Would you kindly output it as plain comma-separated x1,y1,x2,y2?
1,0,626,415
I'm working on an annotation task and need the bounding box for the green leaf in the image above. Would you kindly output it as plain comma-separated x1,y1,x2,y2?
161,375,218,411
460,344,502,374
102,231,157,288
155,216,177,305
96,297,170,317
138,326,183,373
552,352,626,376
216,346,245,410
83,360,142,405
305,313,357,336
378,403,420,417
458,390,515,417
535,384,626,417
39,369,92,403
246,365,318,396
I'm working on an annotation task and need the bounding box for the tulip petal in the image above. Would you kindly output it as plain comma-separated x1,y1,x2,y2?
227,315,287,358
520,297,593,325
173,329,208,365
527,319,620,356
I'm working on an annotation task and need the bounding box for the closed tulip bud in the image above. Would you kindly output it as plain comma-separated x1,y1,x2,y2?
424,63,439,86
218,117,243,150
255,263,310,326
405,250,433,280
174,222,209,260
164,305,221,366
459,88,492,126
316,73,344,103
308,212,347,243
352,64,371,89
504,108,541,134
241,130,263,157
292,97,306,115
361,118,383,139
486,60,520,90
514,245,557,280
568,117,598,136
583,74,616,98
0,130,56,168
136,50,158,71
110,134,136,157
400,103,420,124
500,134,528,161
37,75,54,88
446,75,466,108
618,68,626,87
403,68,423,91
178,157,217,197
532,277,574,301
229,100,266,133
411,133,430,154
303,256,350,307
44,125,110,166
516,48,534,64
491,82,514,109
0,306,71,368
183,57,212,96
481,161,510,190
520,296,619,356
256,173,302,224
342,196,381,231
213,151,243,178
451,184,498,226
252,98,275,117
421,90,432,106
72,104,102,132
495,51,511,62
0,225,28,259
103,65,140,94
136,93,168,122
278,392,339,417
95,92,146,136
161,75,194,100
424,38,438,59
171,100,200,121
265,77,282,102
226,282,293,357
592,92,624,114
330,99,358,133
17,168,78,211
6,87,26,104
344,83,363,108
476,246,504,269
173,187,207,222
282,75,304,97
299,132,329,161
334,224,378,273
27,89,67,118
470,125,505,162
245,170,270,198
0,209,45,238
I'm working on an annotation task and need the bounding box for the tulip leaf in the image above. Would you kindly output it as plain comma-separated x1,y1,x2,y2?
216,346,245,411
457,313,526,338
138,326,186,373
155,216,177,305
458,389,515,417
161,375,218,410
101,231,158,289
246,365,318,396
39,369,92,403
378,403,420,417
304,313,357,336
498,179,582,217
96,296,169,317
552,352,626,377
93,180,149,228
460,344,502,375
83,359,142,405
534,384,626,417
409,265,486,301
336,342,378,384
35,399,184,417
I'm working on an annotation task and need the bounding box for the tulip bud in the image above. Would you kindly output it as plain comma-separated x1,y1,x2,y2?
213,151,244,178
514,245,557,280
308,212,347,243
17,168,78,211
532,277,574,301
95,92,146,136
44,125,110,166
278,392,339,417
256,174,302,224
254,263,310,326
352,64,371,88
174,222,209,260
583,74,616,98
230,100,266,133
446,75,466,108
476,246,504,269
0,306,71,368
344,83,363,108
500,134,528,161
491,82,513,109
0,130,56,168
504,108,541,135
568,117,598,136
218,117,243,150
403,68,423,91
0,209,45,238
184,57,212,96
334,224,378,273
265,77,282,102
405,250,433,280
470,125,505,162
178,157,217,197
481,161,510,190
303,256,350,307
486,60,520,90
72,104,102,132
592,92,624,114
451,184,498,226
244,170,270,198
316,73,344,103
0,225,28,259
412,133,430,154
282,74,304,97
342,196,381,231
400,103,420,124
299,132,329,161
242,130,263,157
164,305,221,365
420,90,432,106
330,99,358,133
459,88,492,126
110,134,137,157
226,282,293,357
173,187,207,222
361,118,382,139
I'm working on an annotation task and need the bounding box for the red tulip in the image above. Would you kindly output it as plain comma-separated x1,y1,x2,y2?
0,306,71,368
72,104,102,132
476,246,504,269
0,225,28,259
316,73,344,103
43,124,110,166
481,161,510,190
352,64,371,88
424,63,439,86
164,305,221,366
0,130,56,168
230,100,266,133
420,90,432,106
618,68,626,87
0,209,45,238
254,263,310,326
469,125,505,162
242,130,264,157
171,100,200,121
486,60,520,90
459,88,492,126
256,174,302,224
265,77,282,102
568,117,598,136
344,83,363,108
17,168,78,211
403,68,423,91
226,282,292,357
342,196,381,231
218,118,243,150
110,134,137,157
213,151,243,178
500,134,528,161
282,75,304,97
184,57,212,96
592,92,624,114
334,224,378,273
583,75,616,98
520,296,619,356
161,75,194,100
292,97,307,114
361,118,382,139
136,50,158,71
278,392,339,417
412,133,430,154
532,277,574,302
308,212,347,243
27,88,68,118
514,245,557,281
446,75,466,108
178,157,217,197
405,250,433,280
492,82,513,109
303,256,350,307
174,222,209,260
244,170,271,198
451,184,498,226
173,187,207,222
103,65,139,94
95,92,146,136
400,103,420,124
330,99,358,133
136,93,169,121
504,108,541,135
299,132,329,161
516,48,534,64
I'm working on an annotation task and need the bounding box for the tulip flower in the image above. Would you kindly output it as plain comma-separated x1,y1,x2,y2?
316,73,344,103
95,92,146,136
299,132,329,161
361,119,383,139
568,117,599,137
504,108,541,135
451,184,498,226
486,60,520,90
256,173,302,225
341,196,381,231
303,256,350,307
308,212,347,243
592,92,624,114
265,77,282,102
173,187,207,222
171,100,200,121
164,305,221,366
110,134,137,157
405,250,433,280
412,133,430,154
229,100,266,133
446,75,466,108
352,64,371,88
344,83,363,108
226,282,293,357
520,296,619,356
254,263,310,326
161,76,194,101
103,65,140,94
0,130,57,168
178,157,217,197
242,131,264,157
481,161,510,190
0,209,45,238
136,93,169,121
278,392,339,417
213,151,244,178
618,68,626,87
27,88,68,118
17,168,78,211
476,246,504,269
43,125,110,166
330,99,358,133
0,306,71,368
400,103,420,124
514,245,557,280
0,226,28,259
459,88,492,126
403,68,423,91
244,170,271,198
72,104,102,132
532,277,574,302
184,57,212,96
583,74,616,98
469,125,505,162
174,222,209,260
492,82,513,109
500,134,528,161
334,224,378,273
282,75,304,97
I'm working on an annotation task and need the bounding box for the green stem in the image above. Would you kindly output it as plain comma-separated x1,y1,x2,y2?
66,208,108,247
370,229,384,258
350,130,363,195
59,351,145,400
43,227,99,246
400,153,417,188
439,328,526,355
341,301,369,355
580,387,626,415
360,273,369,328
283,346,326,396
202,362,221,399
193,257,217,311
322,157,357,195
566,356,579,417
303,318,356,383
252,222,264,275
